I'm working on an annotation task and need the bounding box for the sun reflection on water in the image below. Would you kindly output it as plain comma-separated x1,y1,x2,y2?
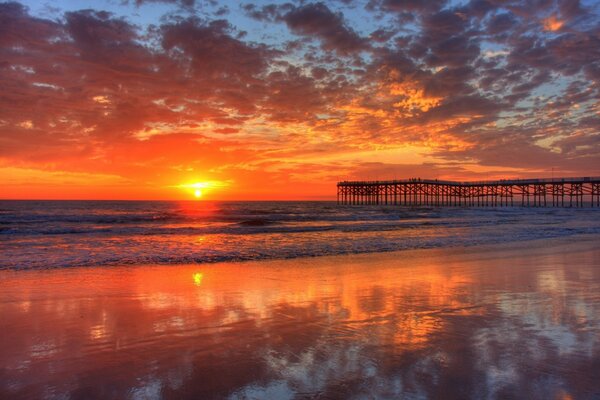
193,272,203,286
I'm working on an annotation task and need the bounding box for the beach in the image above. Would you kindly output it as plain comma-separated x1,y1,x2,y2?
3,0,600,398
2,234,599,399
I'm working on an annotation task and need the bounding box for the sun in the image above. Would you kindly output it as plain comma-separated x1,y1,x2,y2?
176,180,230,199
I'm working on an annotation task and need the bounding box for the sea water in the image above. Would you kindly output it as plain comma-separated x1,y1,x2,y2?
1,200,600,269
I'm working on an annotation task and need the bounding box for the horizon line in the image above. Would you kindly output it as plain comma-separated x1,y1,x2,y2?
0,198,338,202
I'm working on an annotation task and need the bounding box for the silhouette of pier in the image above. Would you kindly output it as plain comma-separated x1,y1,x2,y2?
337,177,600,207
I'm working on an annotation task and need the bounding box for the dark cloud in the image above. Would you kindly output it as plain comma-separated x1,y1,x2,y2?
161,18,272,82
65,10,147,71
241,3,292,22
421,9,470,41
282,2,368,55
369,28,396,43
557,0,585,20
459,0,494,19
547,31,600,75
0,2,61,46
419,95,501,124
422,67,476,98
425,35,480,67
131,0,196,8
367,0,447,13
487,12,518,35
262,64,353,123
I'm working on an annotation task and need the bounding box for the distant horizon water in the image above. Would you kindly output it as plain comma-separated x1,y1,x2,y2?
2,200,599,270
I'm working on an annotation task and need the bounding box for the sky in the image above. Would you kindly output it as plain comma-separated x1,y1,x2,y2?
0,0,599,200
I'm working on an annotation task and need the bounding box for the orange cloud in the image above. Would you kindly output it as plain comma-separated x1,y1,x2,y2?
542,15,564,31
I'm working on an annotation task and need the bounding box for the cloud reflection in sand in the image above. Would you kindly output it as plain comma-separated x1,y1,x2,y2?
1,243,599,399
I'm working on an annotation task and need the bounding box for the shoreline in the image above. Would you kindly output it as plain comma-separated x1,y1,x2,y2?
141,232,600,275
3,200,599,271
2,231,599,399
2,232,599,273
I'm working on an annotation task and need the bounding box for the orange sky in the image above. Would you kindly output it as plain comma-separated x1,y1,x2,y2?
1,1,599,200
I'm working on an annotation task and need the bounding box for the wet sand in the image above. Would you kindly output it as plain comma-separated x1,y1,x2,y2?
1,235,600,399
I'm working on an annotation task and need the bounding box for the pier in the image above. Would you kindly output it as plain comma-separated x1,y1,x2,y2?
337,177,600,207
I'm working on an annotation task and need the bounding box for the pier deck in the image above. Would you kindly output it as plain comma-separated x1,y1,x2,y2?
337,177,600,207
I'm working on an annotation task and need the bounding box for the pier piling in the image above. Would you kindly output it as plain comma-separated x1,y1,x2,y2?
337,177,600,207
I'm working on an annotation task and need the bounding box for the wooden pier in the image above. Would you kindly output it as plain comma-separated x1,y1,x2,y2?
337,177,600,207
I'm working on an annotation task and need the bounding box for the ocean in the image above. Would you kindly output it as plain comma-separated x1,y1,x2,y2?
1,200,599,269
2,201,600,399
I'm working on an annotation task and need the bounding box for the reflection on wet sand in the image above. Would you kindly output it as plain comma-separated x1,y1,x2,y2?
1,238,599,399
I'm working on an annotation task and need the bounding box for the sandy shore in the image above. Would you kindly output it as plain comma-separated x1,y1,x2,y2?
1,234,600,399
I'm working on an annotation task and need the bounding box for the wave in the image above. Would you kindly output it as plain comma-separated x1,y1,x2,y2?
0,214,557,237
1,225,597,270
237,218,276,226
1,200,598,270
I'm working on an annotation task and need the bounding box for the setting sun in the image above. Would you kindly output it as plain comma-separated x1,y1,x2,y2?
176,181,230,199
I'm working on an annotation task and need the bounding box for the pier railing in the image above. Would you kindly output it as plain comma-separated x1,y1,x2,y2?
337,177,600,207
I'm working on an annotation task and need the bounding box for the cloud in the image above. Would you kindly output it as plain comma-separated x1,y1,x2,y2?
487,12,518,35
161,18,273,82
367,0,447,14
282,2,368,55
1,0,599,198
241,3,293,22
133,0,196,7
